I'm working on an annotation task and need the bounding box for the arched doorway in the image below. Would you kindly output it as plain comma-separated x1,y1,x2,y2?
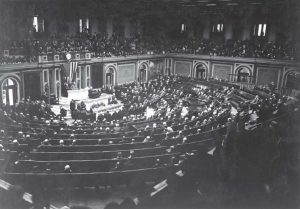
236,67,251,83
194,64,207,79
139,64,148,83
284,71,300,96
105,67,115,88
1,77,19,106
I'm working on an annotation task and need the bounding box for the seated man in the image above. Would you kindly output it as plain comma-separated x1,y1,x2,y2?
0,144,5,152
161,132,171,145
115,152,123,160
153,158,163,167
80,101,86,110
143,136,151,143
176,131,183,138
114,124,121,132
42,139,49,145
44,162,52,174
98,139,103,145
60,106,67,119
70,99,76,112
168,156,177,166
174,154,187,167
64,165,72,173
119,136,127,144
112,161,121,171
194,121,201,128
59,140,64,146
181,137,188,145
70,134,75,140
166,126,174,133
166,145,175,153
136,130,143,137
127,150,135,159
11,139,20,151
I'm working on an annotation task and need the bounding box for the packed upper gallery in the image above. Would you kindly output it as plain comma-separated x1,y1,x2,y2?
0,0,299,209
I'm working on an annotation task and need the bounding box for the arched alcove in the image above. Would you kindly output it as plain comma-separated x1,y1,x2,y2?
139,63,148,83
1,77,20,106
105,67,116,88
236,67,252,83
284,70,300,96
194,63,208,79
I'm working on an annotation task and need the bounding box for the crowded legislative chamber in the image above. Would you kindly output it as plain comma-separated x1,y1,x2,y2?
0,0,299,208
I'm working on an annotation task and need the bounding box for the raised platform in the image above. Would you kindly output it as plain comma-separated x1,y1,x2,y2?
51,89,123,119
63,89,114,109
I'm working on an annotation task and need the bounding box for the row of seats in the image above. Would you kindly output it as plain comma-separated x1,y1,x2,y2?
6,166,172,187
2,76,248,188
7,137,215,174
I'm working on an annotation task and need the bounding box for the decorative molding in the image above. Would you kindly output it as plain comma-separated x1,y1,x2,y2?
137,60,149,70
3,50,9,57
38,55,48,63
54,55,60,61
75,53,80,60
104,63,118,86
192,60,209,78
282,67,300,88
234,63,254,76
104,63,118,72
193,60,209,70
0,73,21,104
164,58,173,75
85,53,91,60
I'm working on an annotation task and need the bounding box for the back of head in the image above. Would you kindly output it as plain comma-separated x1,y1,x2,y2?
104,201,120,209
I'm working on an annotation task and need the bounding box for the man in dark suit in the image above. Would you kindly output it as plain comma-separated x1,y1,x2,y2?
70,100,76,112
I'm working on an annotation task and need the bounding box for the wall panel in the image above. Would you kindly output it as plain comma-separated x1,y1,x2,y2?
256,67,280,87
117,63,135,84
149,59,165,79
174,61,192,76
212,63,233,80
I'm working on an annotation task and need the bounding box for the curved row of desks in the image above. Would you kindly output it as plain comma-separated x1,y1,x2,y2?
5,166,174,187
10,153,180,173
53,110,214,138
7,137,215,174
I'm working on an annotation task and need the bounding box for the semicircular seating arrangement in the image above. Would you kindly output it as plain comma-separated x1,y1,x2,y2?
0,75,295,190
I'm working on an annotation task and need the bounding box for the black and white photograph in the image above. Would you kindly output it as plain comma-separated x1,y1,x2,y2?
0,0,299,208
